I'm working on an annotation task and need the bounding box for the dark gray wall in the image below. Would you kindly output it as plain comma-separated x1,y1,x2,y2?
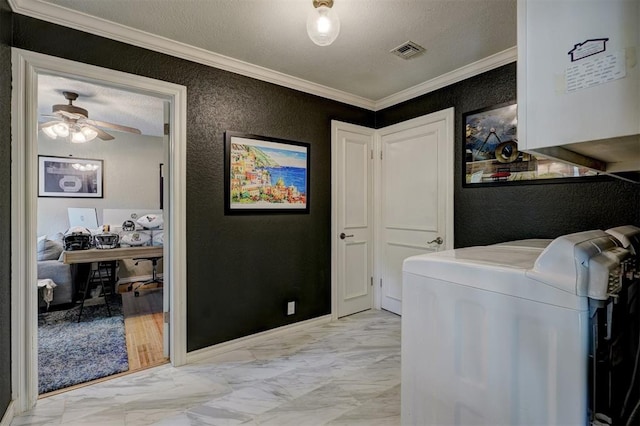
11,14,375,352
0,0,11,417
376,63,640,247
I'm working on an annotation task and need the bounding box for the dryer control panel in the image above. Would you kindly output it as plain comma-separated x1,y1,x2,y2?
528,230,630,300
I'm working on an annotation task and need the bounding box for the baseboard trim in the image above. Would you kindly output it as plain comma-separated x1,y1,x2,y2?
0,400,15,426
186,314,332,364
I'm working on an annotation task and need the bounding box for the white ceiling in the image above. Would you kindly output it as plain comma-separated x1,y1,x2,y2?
22,0,517,133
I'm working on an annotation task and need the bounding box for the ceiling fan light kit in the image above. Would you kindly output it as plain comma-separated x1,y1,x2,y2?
40,91,141,143
307,0,340,46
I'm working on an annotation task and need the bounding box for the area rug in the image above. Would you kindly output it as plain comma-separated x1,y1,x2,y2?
38,296,129,394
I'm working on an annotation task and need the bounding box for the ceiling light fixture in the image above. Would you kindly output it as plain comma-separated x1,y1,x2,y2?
307,0,340,46
41,121,98,143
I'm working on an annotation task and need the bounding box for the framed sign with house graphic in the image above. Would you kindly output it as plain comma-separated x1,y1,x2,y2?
224,132,310,214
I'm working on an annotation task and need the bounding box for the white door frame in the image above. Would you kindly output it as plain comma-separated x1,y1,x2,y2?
10,48,188,413
331,108,454,317
330,121,375,319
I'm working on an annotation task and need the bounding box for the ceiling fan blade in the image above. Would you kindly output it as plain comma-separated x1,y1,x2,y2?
56,110,86,120
90,125,115,141
86,119,142,135
38,121,58,130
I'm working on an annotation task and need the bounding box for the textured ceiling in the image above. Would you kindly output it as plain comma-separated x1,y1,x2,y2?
39,0,517,101
29,0,517,133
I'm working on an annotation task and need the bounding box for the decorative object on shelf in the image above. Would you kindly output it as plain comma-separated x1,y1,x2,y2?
63,227,92,251
136,213,163,229
225,131,310,214
120,231,151,247
463,102,598,186
39,91,141,143
122,220,136,231
94,233,120,249
307,0,340,46
38,155,103,198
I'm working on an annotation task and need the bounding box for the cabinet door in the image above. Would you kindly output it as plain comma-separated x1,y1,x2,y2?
518,0,639,151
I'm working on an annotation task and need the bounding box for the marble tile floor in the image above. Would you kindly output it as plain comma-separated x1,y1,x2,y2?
12,309,401,426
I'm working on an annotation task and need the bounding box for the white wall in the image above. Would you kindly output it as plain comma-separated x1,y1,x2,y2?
37,132,164,236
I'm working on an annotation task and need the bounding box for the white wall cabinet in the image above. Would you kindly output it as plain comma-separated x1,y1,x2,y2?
517,0,639,176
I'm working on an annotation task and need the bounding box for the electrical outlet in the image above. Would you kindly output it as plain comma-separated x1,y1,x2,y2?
287,301,295,315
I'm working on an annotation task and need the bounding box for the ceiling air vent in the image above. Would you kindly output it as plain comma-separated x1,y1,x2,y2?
390,41,426,59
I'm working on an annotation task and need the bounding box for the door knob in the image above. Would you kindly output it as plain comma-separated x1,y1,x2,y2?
340,232,354,240
427,237,443,245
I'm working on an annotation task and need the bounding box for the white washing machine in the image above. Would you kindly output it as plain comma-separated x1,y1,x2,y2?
401,230,633,425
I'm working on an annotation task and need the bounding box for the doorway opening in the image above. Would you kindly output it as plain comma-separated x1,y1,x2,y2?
36,73,168,395
12,48,187,413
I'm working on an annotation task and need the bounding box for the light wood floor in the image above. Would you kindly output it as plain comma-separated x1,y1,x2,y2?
122,287,168,370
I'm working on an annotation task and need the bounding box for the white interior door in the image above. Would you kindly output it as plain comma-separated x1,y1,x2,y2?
332,121,374,318
377,109,454,315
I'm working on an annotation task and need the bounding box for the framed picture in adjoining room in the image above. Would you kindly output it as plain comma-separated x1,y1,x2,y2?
224,131,310,214
38,155,104,198
463,102,599,186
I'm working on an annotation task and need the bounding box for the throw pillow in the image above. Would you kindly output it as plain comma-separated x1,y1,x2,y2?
37,238,64,261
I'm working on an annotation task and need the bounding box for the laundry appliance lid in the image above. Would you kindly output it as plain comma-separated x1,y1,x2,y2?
492,238,553,250
403,230,627,308
402,244,588,309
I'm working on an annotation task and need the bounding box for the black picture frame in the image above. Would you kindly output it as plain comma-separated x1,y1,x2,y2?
463,102,601,186
224,131,310,214
38,155,104,198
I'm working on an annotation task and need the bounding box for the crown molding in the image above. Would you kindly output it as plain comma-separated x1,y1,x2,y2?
9,0,376,110
374,46,518,111
9,0,516,111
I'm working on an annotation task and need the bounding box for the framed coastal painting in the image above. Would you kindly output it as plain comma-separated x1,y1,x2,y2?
224,132,310,214
463,102,599,186
38,155,103,198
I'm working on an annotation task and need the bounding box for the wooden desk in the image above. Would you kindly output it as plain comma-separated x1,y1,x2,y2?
64,246,164,320
62,246,164,264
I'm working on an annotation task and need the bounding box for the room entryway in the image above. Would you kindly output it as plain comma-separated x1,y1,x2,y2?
34,73,170,395
11,49,187,413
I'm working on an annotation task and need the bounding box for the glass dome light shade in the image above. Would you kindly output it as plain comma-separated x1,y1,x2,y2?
70,131,87,143
42,122,71,139
41,125,58,139
70,126,98,144
80,126,98,141
53,123,69,137
307,5,340,46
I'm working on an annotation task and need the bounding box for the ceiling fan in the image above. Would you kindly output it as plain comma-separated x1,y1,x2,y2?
39,91,142,143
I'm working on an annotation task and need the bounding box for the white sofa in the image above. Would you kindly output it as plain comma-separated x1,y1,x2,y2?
37,234,75,307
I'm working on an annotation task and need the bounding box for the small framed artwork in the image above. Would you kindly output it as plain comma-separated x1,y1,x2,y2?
224,131,310,214
463,102,598,186
38,156,103,198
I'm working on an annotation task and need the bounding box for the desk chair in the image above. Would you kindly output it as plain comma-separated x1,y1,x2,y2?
131,256,163,297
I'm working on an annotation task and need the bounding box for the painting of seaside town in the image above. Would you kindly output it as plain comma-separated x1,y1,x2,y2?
227,134,309,211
